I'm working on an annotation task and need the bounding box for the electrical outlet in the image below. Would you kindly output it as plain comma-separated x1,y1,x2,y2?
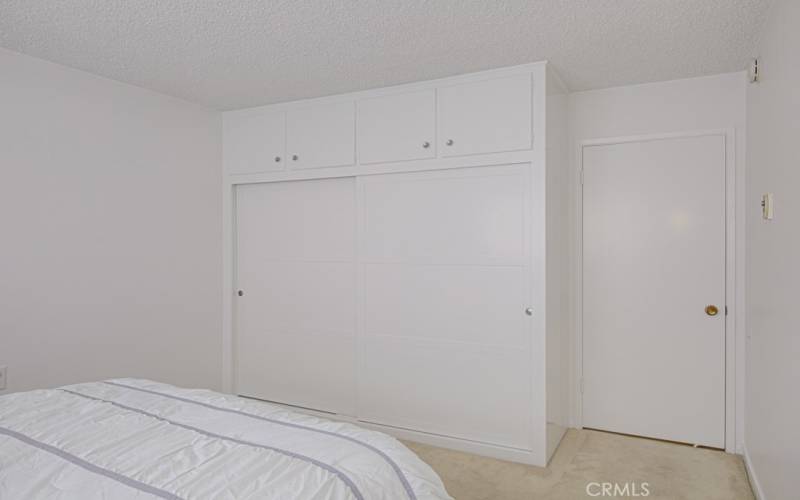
0,366,6,391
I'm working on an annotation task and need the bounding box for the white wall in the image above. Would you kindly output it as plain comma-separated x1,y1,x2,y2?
0,48,223,393
744,1,800,498
568,73,747,451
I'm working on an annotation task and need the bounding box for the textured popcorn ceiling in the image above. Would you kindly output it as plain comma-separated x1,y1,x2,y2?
0,0,770,110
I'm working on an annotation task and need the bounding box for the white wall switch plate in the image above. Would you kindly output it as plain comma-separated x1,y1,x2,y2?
762,193,774,220
0,366,6,390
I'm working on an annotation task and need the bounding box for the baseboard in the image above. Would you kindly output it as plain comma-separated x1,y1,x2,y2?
250,397,548,466
546,422,568,463
742,445,766,500
356,419,547,466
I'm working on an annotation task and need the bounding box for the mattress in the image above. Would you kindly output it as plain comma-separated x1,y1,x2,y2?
0,379,452,500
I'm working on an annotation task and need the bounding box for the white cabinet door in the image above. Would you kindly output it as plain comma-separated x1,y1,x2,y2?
438,74,532,157
358,165,532,449
357,90,436,164
287,101,355,170
224,111,285,174
236,178,356,415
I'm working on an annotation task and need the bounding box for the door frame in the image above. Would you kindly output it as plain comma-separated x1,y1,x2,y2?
573,129,740,453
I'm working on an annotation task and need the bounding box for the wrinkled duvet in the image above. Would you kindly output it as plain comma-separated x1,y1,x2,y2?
0,379,452,500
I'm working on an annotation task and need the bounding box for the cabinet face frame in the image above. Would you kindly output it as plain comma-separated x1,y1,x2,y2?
222,62,548,465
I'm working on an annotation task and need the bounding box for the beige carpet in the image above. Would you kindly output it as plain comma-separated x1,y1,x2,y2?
405,429,754,500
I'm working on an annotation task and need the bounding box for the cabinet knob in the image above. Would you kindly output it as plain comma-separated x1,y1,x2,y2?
525,307,533,316
446,139,454,146
292,155,299,161
422,141,430,149
274,156,281,162
237,290,244,297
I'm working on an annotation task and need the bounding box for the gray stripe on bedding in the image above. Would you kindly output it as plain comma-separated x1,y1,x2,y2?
60,389,365,500
103,380,418,500
0,425,183,500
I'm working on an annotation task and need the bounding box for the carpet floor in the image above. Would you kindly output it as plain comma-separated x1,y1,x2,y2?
405,429,754,500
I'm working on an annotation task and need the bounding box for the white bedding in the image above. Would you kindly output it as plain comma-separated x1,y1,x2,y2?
0,379,452,500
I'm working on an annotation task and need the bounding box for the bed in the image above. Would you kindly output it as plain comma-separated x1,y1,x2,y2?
0,379,453,500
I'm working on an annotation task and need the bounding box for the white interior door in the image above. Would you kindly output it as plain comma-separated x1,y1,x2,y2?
358,164,533,449
582,134,726,448
236,177,356,415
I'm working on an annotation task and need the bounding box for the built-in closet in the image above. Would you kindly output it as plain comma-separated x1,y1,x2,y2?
223,62,569,466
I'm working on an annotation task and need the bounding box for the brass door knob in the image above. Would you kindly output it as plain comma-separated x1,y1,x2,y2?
705,305,719,316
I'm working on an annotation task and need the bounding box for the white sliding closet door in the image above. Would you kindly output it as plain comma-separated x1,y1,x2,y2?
236,178,356,415
358,165,533,449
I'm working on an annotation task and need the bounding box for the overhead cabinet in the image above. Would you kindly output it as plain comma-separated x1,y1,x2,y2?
224,73,534,175
287,101,356,170
224,101,356,174
358,75,532,164
357,89,436,164
224,111,285,175
438,74,532,157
